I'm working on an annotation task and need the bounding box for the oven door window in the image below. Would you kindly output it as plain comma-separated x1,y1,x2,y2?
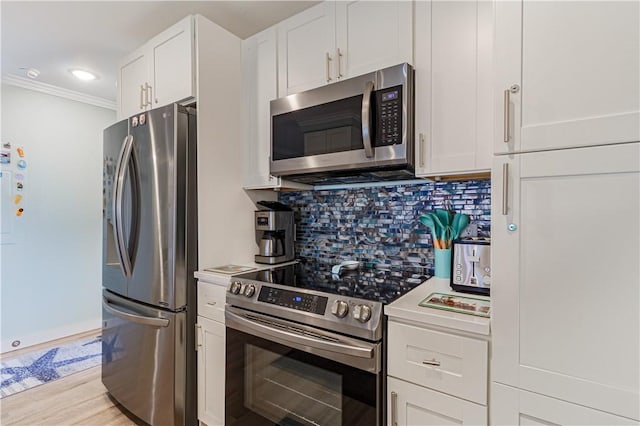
226,328,379,426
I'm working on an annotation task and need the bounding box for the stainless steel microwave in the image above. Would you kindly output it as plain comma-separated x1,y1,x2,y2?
270,63,415,185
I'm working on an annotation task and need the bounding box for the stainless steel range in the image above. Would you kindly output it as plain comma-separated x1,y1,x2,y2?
224,260,429,426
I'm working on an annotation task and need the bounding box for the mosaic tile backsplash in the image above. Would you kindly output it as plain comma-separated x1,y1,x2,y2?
278,179,491,274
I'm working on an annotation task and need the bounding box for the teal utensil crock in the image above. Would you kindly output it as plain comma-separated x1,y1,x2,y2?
434,248,452,279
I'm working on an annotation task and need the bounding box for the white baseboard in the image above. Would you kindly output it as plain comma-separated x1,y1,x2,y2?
1,318,102,355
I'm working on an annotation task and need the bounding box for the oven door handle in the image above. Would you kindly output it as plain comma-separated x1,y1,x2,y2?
225,309,374,359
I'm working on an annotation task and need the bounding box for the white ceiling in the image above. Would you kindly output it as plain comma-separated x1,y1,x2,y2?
1,1,319,104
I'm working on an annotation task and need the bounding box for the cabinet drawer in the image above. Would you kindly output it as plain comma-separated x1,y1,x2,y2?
197,282,226,322
388,320,488,405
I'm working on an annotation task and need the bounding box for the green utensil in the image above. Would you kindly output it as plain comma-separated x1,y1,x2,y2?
451,213,470,240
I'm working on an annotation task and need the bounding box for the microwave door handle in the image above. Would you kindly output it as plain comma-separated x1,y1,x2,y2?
361,80,375,158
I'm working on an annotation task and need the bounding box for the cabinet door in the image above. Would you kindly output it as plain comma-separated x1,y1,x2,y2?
196,316,225,426
388,377,487,425
151,16,195,108
242,28,282,189
277,2,336,96
415,0,493,177
491,383,638,426
335,1,412,79
494,1,640,154
491,143,640,420
118,49,148,119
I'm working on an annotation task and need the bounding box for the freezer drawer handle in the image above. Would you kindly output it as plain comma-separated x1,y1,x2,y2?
103,298,169,328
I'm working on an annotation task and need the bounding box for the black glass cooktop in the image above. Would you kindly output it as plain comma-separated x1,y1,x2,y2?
235,259,430,304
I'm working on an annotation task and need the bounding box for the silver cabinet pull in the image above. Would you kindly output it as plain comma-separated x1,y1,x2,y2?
140,85,145,110
503,84,520,143
326,52,333,82
195,324,202,351
145,82,153,107
503,89,510,143
337,48,343,78
361,80,375,158
502,163,509,215
422,358,441,366
391,391,398,426
419,133,426,168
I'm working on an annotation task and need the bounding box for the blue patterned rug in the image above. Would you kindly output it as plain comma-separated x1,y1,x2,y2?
0,334,102,398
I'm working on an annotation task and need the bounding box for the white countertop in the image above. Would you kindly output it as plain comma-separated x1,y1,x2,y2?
194,260,298,287
385,277,491,336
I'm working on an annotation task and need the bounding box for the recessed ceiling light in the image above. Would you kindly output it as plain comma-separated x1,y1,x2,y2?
70,69,97,81
19,67,40,79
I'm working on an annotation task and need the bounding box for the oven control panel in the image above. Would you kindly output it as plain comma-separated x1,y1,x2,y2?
258,286,328,315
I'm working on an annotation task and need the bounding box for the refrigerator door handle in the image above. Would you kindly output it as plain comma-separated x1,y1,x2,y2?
103,297,170,327
113,135,134,278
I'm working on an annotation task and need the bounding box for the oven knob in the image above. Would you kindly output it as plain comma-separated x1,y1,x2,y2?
353,304,372,323
229,281,242,295
244,284,256,298
331,300,349,318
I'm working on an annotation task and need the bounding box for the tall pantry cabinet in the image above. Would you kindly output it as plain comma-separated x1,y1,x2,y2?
490,1,640,424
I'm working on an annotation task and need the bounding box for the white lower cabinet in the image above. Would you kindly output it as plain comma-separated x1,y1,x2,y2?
196,316,225,426
491,383,638,426
387,318,489,426
492,142,640,420
389,377,487,426
196,279,228,426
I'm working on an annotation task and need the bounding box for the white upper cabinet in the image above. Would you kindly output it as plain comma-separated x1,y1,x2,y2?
151,19,195,109
495,1,640,154
119,50,149,120
277,2,336,97
414,0,493,177
335,1,413,80
243,28,279,189
491,142,640,420
117,16,195,119
242,28,310,190
278,1,412,97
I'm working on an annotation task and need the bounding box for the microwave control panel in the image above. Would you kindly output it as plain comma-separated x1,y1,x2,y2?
376,85,403,146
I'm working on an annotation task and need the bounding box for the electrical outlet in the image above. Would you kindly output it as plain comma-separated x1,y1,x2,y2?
460,223,478,238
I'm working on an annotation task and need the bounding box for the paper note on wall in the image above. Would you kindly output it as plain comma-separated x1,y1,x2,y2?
1,171,14,239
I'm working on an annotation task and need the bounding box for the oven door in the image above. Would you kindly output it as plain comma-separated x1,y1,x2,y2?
225,306,382,426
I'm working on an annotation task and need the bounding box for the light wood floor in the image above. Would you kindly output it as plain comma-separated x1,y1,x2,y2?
1,330,146,426
1,365,145,426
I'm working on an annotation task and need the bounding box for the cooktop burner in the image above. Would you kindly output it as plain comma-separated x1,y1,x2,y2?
234,260,430,304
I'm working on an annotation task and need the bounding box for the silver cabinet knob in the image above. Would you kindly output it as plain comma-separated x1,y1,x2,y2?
244,284,256,298
353,304,372,323
229,281,242,295
331,300,349,318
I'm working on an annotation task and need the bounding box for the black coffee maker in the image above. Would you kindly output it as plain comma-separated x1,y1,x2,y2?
254,201,295,264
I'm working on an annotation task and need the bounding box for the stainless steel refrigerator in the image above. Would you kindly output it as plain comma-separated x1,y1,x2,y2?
102,103,197,426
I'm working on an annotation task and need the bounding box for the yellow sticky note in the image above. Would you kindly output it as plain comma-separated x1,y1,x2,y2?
14,194,22,204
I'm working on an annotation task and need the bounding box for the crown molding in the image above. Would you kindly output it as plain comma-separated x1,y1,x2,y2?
2,74,117,111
